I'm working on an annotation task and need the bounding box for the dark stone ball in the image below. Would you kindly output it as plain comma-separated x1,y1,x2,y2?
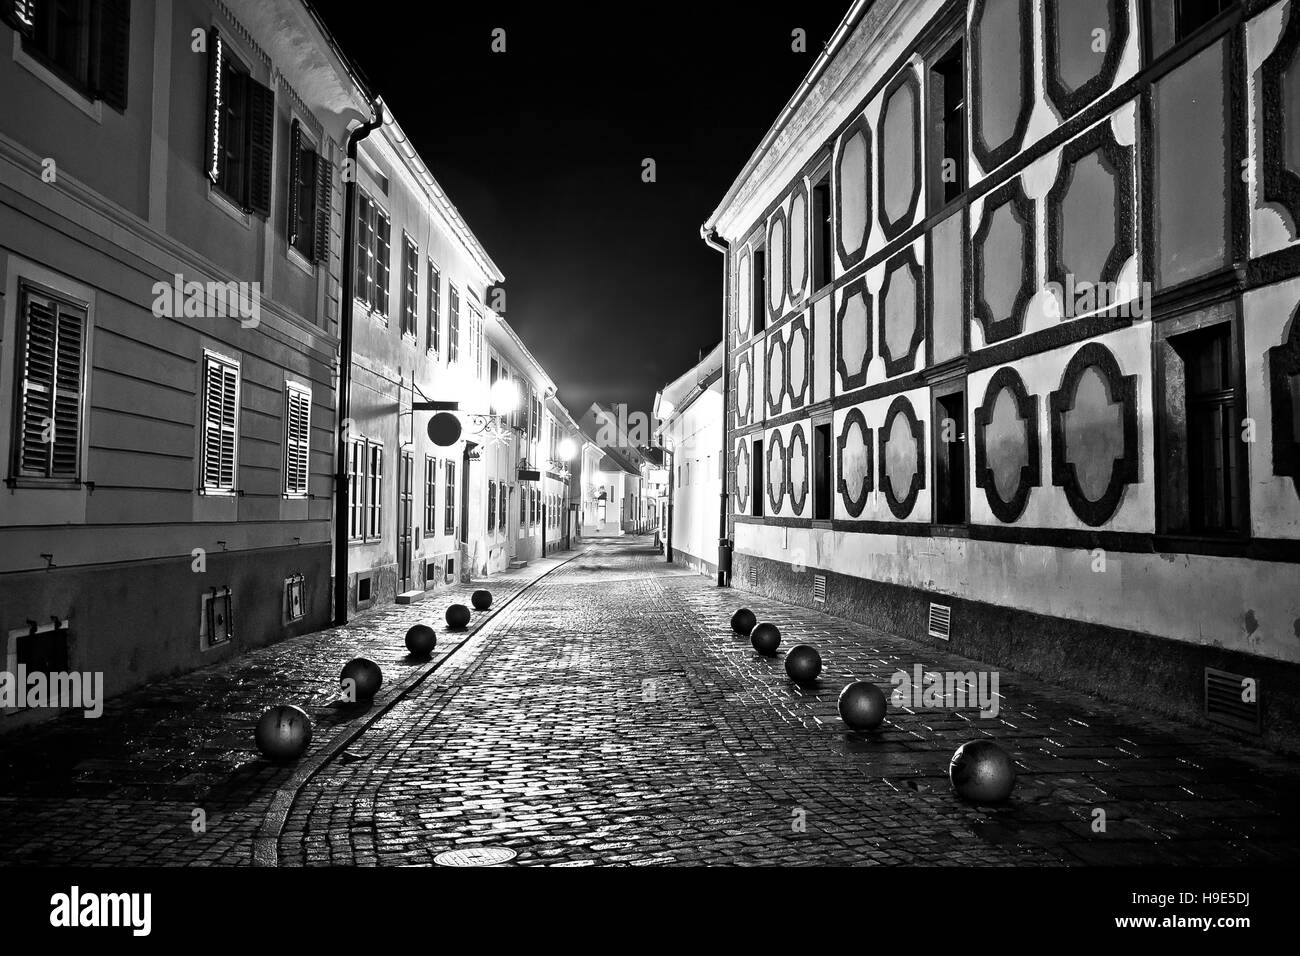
731,608,757,636
838,681,887,731
446,604,472,630
949,740,1017,803
784,644,822,685
254,704,312,761
750,622,781,656
471,589,493,611
340,657,383,701
405,624,437,657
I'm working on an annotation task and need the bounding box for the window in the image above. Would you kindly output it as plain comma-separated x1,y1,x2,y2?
11,283,85,482
400,234,418,338
424,455,437,535
490,358,501,412
426,262,441,353
1148,0,1236,59
751,438,764,517
447,285,460,363
348,438,365,539
488,478,497,532
811,173,833,291
287,120,331,263
813,422,832,521
470,305,485,380
934,386,968,525
520,482,527,524
928,38,967,210
284,384,310,497
444,459,456,537
499,483,507,532
201,351,240,493
354,190,390,318
752,247,767,334
367,442,384,539
530,396,541,445
204,29,274,216
13,0,129,109
1159,313,1244,534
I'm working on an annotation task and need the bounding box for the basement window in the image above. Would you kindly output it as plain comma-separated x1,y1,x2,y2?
200,587,233,650
813,422,832,521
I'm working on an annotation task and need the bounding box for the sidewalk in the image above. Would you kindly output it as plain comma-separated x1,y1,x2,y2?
0,548,584,866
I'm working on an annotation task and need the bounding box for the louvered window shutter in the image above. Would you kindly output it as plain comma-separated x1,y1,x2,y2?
376,212,391,315
314,151,332,263
94,0,130,110
354,195,370,305
285,387,310,496
246,79,275,218
16,289,85,480
203,356,239,492
1,1,35,38
204,29,225,184
287,119,302,247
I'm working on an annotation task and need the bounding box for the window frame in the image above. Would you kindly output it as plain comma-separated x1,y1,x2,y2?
426,260,441,355
283,381,311,499
400,232,419,341
199,349,241,496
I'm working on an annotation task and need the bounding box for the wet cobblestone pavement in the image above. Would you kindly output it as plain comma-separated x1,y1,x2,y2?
3,537,1300,866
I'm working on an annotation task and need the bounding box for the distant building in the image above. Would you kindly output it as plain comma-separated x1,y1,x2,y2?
577,403,646,535
702,0,1300,749
655,344,724,575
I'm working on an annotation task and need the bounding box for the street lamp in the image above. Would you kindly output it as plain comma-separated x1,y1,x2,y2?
557,437,576,461
490,378,518,416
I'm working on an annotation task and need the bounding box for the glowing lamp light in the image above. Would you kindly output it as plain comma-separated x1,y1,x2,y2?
490,378,518,414
557,438,576,460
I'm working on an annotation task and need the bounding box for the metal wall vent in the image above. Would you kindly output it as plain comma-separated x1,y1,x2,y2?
748,566,757,587
813,574,826,603
927,602,951,641
1204,667,1261,734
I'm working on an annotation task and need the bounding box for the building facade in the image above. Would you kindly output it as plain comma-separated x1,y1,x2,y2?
655,343,724,575
704,0,1300,750
0,0,367,722
577,402,645,535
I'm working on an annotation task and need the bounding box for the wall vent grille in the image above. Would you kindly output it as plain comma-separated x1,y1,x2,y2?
927,602,952,641
813,574,826,603
748,566,757,587
1204,667,1260,734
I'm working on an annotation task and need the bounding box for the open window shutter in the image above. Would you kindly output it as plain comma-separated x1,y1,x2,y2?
204,29,225,184
246,79,275,218
52,302,85,479
286,388,310,495
17,291,57,477
203,357,238,491
376,213,391,314
1,1,35,38
219,363,238,489
314,150,332,263
287,119,302,247
95,0,130,111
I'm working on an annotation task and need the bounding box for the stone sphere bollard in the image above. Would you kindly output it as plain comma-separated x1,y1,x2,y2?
405,624,437,657
784,644,823,685
446,604,471,630
750,622,781,656
340,657,383,701
949,740,1017,803
471,589,493,611
731,608,757,636
254,704,313,761
838,681,887,731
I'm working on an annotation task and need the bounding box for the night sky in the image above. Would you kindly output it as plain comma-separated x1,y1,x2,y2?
308,0,851,419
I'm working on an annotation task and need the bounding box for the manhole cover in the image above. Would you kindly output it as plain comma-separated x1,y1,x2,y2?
434,847,517,867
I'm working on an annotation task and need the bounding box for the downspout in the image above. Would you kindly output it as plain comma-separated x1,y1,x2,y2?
333,99,383,626
701,226,731,587
664,441,674,564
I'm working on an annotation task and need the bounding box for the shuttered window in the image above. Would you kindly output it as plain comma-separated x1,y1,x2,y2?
354,191,390,318
13,284,85,481
426,262,441,354
444,460,457,537
488,478,497,532
447,285,460,363
12,0,129,110
499,482,507,533
284,384,310,497
367,441,384,538
347,438,365,539
424,455,437,533
204,27,274,217
287,120,331,263
400,234,418,338
201,352,240,493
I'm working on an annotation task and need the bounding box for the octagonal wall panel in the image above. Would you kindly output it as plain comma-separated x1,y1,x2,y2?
880,249,925,378
971,0,1034,173
734,247,752,345
836,113,872,270
786,315,811,410
768,207,788,324
1261,0,1300,233
973,366,1041,522
766,328,787,419
1044,0,1130,120
787,182,809,307
973,176,1037,345
878,67,922,240
832,387,932,523
836,278,873,392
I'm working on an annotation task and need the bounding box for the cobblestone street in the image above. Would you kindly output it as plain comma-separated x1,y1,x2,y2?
3,536,1300,867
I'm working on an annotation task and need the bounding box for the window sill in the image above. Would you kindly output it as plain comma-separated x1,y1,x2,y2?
12,36,102,123
198,489,239,498
287,245,317,277
4,477,83,491
931,523,970,538
207,185,252,228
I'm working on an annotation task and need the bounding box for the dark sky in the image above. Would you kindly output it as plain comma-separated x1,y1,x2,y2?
309,1,851,418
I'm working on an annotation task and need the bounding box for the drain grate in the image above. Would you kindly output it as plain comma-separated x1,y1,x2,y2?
435,846,517,867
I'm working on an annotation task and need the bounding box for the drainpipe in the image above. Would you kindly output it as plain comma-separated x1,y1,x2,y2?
664,442,674,564
701,226,731,587
333,99,384,626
